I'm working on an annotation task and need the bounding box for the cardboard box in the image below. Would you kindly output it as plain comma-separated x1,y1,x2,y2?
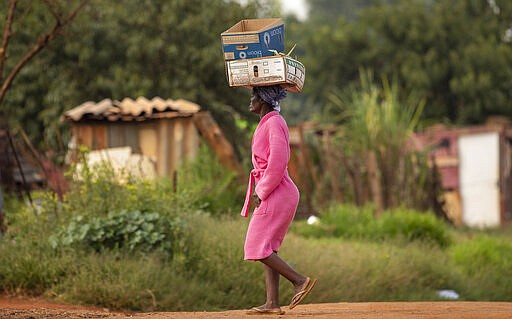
225,55,306,92
221,18,284,61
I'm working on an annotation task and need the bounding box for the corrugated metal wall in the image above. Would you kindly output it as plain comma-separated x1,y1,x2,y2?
72,117,199,179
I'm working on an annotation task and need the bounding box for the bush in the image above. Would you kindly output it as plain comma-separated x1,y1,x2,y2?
63,160,186,222
370,208,452,247
451,235,512,272
292,204,451,247
291,204,374,238
49,210,183,256
177,144,244,215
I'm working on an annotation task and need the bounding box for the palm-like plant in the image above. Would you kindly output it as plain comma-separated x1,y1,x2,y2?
323,69,432,213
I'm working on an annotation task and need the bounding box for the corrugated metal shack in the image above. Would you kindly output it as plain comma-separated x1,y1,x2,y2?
288,118,512,228
413,119,512,228
63,97,201,179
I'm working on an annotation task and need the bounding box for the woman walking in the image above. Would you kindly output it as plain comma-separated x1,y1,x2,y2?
241,85,317,315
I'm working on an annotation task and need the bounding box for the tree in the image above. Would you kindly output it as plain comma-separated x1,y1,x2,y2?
306,0,390,22
0,0,89,108
359,0,512,123
0,0,88,235
1,0,279,153
301,0,512,125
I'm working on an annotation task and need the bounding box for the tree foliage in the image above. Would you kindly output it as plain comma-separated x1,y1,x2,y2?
300,0,512,125
1,0,278,149
0,0,88,113
2,0,512,152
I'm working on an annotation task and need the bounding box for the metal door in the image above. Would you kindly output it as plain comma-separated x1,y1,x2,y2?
459,132,500,227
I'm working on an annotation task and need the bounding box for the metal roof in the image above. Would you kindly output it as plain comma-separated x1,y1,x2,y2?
63,97,201,122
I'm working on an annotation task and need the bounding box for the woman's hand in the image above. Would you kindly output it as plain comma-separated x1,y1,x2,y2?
252,194,262,207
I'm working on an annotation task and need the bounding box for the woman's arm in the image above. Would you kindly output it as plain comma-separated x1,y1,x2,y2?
254,118,289,201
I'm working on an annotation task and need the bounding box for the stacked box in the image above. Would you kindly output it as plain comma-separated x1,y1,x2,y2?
221,18,284,61
222,18,306,92
225,55,305,93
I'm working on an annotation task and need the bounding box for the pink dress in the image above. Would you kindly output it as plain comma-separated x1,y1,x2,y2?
241,111,300,260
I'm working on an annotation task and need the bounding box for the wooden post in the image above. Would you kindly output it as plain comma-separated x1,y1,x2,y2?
157,120,170,177
367,150,383,216
290,124,314,214
7,129,32,204
298,125,319,194
322,129,343,202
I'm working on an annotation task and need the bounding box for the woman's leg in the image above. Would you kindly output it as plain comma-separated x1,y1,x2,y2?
260,252,308,296
263,263,280,308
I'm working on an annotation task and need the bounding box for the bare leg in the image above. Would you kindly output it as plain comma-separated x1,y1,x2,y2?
260,252,308,296
262,264,280,308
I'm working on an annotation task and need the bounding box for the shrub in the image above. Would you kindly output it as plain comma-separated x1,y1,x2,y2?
370,208,452,247
291,204,374,238
292,204,451,247
3,210,512,309
63,160,185,222
176,144,244,215
451,235,512,272
49,210,183,256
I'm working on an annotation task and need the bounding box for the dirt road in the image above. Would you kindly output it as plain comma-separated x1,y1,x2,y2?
1,296,511,319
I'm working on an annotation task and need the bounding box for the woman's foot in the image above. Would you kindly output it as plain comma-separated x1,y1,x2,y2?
293,277,309,296
289,277,318,310
246,304,285,315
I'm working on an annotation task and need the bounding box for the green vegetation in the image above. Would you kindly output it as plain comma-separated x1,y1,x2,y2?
450,235,512,300
292,204,451,248
1,150,511,310
49,210,182,255
2,208,512,310
1,0,512,312
2,0,512,149
295,0,512,124
323,72,432,210
0,0,276,150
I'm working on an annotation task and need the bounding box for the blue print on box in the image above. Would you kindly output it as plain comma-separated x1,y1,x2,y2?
222,24,285,61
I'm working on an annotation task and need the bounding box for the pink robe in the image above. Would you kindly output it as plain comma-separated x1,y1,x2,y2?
241,111,300,260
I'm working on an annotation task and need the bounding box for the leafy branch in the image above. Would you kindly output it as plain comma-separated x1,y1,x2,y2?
0,0,89,106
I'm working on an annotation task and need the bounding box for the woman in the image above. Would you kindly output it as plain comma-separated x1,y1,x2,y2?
241,85,317,315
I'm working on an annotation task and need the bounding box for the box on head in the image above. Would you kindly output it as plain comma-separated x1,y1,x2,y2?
221,18,284,61
221,18,305,93
225,55,305,93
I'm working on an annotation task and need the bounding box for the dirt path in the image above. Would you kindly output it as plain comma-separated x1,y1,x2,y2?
1,296,511,319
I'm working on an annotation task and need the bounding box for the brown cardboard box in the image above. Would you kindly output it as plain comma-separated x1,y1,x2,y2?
225,55,305,92
221,18,285,61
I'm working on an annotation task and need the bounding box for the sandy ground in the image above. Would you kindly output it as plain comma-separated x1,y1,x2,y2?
1,296,512,319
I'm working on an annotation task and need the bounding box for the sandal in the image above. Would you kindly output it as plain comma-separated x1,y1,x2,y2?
289,277,317,309
246,306,285,315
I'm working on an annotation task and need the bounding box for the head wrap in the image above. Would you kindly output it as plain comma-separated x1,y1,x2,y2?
253,85,287,112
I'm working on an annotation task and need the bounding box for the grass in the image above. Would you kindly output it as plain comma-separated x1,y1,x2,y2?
1,149,511,311
280,236,457,302
2,210,511,311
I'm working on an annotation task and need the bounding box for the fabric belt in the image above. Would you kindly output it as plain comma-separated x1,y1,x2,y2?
240,169,262,217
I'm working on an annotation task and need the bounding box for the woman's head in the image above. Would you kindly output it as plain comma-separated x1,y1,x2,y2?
251,85,287,113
